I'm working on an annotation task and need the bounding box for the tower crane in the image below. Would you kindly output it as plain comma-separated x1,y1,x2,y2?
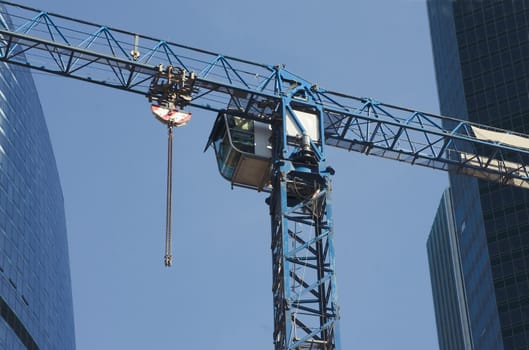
1,1,529,349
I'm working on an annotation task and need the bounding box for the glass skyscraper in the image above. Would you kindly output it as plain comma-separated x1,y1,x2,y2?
428,189,472,350
427,1,529,349
0,8,76,350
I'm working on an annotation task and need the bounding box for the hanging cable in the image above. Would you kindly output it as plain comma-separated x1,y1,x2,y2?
149,66,193,267
164,124,174,267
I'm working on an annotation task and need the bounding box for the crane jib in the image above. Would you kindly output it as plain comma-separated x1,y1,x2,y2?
0,23,527,187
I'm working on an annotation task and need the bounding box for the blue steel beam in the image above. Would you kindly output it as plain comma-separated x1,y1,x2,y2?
266,75,341,347
0,1,528,189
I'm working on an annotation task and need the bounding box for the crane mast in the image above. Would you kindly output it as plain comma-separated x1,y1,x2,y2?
267,72,340,349
1,2,529,349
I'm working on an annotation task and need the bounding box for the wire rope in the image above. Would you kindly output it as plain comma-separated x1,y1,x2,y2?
164,124,173,267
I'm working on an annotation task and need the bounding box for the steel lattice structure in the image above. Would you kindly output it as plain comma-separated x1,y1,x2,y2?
1,1,529,349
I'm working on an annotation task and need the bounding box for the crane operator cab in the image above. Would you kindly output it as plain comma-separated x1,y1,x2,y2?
205,111,273,191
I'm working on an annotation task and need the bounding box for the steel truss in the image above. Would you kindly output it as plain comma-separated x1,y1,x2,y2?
266,73,341,347
269,171,339,349
1,2,529,350
0,2,528,188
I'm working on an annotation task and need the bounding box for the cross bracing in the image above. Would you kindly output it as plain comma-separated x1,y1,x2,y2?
1,1,529,349
0,1,527,188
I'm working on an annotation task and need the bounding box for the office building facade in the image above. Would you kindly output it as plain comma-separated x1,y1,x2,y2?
427,1,529,349
0,9,76,349
428,188,473,350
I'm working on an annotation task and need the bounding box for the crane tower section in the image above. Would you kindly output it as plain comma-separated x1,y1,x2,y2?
268,80,340,349
205,85,339,347
207,98,340,349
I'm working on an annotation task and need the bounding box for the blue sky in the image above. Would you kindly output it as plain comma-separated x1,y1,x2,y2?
21,0,447,349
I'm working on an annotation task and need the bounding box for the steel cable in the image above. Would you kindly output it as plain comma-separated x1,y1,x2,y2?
164,125,173,267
